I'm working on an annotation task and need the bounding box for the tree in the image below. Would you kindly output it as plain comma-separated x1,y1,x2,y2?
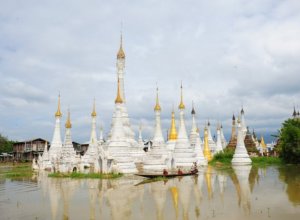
0,134,14,154
278,119,300,164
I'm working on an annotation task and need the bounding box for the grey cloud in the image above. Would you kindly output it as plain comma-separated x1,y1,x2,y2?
0,0,299,144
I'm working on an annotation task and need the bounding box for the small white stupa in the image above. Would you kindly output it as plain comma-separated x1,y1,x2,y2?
143,87,170,173
80,100,100,171
59,109,78,172
172,84,196,169
240,107,247,139
207,121,217,154
220,124,227,149
215,124,224,153
231,117,252,165
189,104,207,166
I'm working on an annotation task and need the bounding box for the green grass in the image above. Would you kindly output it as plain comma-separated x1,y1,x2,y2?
251,157,283,167
48,172,123,179
209,149,283,168
209,150,234,168
0,163,33,178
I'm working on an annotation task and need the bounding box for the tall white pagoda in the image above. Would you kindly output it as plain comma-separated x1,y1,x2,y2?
48,94,63,165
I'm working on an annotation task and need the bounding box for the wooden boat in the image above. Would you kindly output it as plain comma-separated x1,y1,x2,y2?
135,170,198,179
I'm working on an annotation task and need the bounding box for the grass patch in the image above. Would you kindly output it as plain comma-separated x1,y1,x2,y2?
208,149,283,168
0,163,33,178
48,172,123,179
209,149,234,168
251,157,283,167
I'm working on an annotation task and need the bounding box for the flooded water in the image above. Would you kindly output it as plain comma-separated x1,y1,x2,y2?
0,165,300,220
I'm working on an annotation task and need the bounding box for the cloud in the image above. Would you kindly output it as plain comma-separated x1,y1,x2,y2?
0,0,299,143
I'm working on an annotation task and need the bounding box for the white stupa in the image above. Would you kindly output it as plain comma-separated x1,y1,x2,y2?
172,84,196,169
80,100,100,171
106,77,137,173
39,141,51,170
215,124,224,153
240,107,247,139
107,34,136,147
143,87,170,173
220,124,227,149
48,94,63,168
231,117,252,165
189,104,207,166
207,121,217,154
59,109,78,172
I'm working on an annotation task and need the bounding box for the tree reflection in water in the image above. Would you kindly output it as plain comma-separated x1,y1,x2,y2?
278,165,300,205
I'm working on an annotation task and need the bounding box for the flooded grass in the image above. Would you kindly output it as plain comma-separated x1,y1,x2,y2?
48,172,123,179
209,150,283,168
0,163,33,178
251,157,283,167
209,150,233,168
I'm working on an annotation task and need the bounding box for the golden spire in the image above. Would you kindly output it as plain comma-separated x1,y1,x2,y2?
178,82,185,110
65,109,72,128
115,76,123,104
260,135,266,149
154,87,161,111
168,109,178,140
117,33,125,59
55,93,62,117
91,98,97,117
203,126,212,161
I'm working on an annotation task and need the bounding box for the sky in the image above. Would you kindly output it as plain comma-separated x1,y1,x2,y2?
0,0,299,143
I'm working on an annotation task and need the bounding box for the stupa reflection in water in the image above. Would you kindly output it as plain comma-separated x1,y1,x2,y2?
33,165,260,220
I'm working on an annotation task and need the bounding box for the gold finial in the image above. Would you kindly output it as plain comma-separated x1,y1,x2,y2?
91,98,97,117
168,109,178,140
117,33,125,59
178,82,185,110
65,109,72,128
115,76,123,104
55,93,62,117
154,86,161,111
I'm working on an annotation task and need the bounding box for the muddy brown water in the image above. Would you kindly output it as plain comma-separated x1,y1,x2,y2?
0,165,300,220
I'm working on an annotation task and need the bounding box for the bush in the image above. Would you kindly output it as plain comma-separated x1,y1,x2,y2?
278,119,300,164
210,149,234,165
